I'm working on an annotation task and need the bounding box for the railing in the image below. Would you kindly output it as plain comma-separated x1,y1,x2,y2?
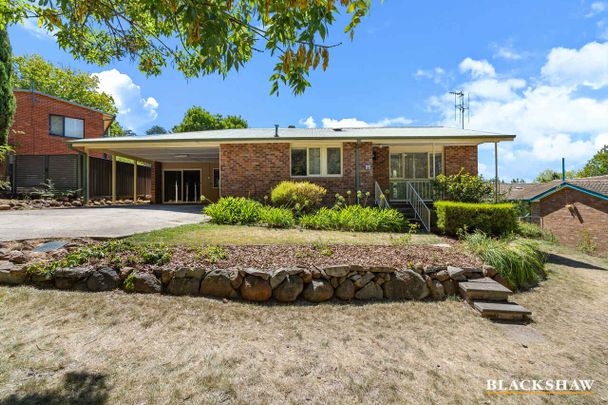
389,179,434,201
405,182,431,232
374,181,390,209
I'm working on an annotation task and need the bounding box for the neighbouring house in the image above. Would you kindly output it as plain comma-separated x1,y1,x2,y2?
68,126,514,228
3,89,150,198
503,176,608,253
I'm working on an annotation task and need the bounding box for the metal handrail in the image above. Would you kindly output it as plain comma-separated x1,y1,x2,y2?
406,182,431,231
374,181,390,209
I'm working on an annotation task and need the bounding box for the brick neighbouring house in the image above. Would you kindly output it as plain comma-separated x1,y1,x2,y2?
68,126,514,226
3,89,150,199
502,176,608,254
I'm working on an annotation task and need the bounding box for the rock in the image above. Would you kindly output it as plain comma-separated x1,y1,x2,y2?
463,267,484,279
167,277,200,296
128,272,161,294
119,266,134,281
423,265,445,275
6,250,26,264
172,267,188,279
160,268,174,284
0,263,27,284
240,275,272,301
186,267,205,280
366,266,396,273
493,273,513,290
374,275,386,286
330,277,339,288
200,269,239,299
72,200,83,207
311,268,321,279
354,272,374,289
0,248,10,260
323,265,351,278
335,279,355,300
413,262,424,274
55,278,73,289
301,269,312,283
441,279,457,296
272,275,304,302
241,267,270,280
355,281,383,300
302,279,333,302
229,268,244,289
482,265,497,278
429,279,445,300
0,204,10,210
349,273,362,282
86,267,119,291
270,268,288,289
434,270,450,282
55,266,93,280
447,266,467,281
383,270,429,300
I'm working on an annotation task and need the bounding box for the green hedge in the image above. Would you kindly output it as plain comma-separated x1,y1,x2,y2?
300,205,407,232
435,201,517,236
203,197,262,225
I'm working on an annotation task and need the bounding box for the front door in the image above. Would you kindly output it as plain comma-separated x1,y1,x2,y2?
163,170,201,203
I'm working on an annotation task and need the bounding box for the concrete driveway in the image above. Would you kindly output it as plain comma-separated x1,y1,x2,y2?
0,205,206,241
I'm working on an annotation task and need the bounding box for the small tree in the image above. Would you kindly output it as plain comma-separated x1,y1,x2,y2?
0,27,15,146
145,125,168,135
577,145,608,178
534,168,574,183
172,106,247,133
433,170,493,203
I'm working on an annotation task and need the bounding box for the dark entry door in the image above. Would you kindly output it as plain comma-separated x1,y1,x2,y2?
164,170,182,202
182,170,201,202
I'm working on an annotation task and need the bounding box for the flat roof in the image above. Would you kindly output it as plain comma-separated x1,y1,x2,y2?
70,126,516,145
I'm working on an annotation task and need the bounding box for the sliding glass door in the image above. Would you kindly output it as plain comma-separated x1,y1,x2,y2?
163,170,201,203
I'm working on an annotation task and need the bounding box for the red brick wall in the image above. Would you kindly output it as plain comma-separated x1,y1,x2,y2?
444,145,478,176
539,188,608,253
220,142,374,203
373,146,389,193
9,91,105,158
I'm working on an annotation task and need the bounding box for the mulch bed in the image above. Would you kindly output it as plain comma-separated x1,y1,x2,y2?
116,244,482,271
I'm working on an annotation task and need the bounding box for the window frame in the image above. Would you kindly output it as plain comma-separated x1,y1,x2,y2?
290,145,343,178
48,114,85,139
212,168,220,189
389,151,444,180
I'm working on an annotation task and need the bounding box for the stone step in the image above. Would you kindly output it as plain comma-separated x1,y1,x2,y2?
473,301,532,321
458,279,512,302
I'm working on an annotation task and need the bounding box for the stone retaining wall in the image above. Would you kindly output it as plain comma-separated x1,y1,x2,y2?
0,261,509,302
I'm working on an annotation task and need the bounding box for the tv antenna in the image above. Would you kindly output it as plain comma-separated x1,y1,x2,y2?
449,90,470,129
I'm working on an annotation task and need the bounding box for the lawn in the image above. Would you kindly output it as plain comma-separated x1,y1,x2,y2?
0,245,606,404
126,222,444,246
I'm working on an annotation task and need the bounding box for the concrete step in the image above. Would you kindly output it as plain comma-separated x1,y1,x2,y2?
459,279,512,302
473,301,532,321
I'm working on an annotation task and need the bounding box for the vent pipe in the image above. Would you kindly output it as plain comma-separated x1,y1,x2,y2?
562,158,566,182
274,124,279,137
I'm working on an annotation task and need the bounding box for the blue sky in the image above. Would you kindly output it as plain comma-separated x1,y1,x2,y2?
9,0,608,181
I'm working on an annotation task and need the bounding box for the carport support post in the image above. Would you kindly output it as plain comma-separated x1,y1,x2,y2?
494,142,499,203
84,152,90,203
111,155,117,203
133,161,138,203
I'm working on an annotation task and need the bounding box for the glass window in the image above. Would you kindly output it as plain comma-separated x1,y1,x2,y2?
213,168,220,188
64,117,84,138
430,153,443,177
414,153,428,179
308,147,321,175
390,154,403,178
291,149,307,176
50,115,64,136
326,147,341,175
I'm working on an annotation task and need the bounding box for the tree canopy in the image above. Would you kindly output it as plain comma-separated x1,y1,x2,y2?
2,0,371,95
172,106,247,133
146,125,168,135
534,168,575,183
0,27,15,145
577,145,608,178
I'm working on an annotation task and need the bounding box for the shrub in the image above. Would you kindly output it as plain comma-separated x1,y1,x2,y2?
300,206,407,232
517,222,556,242
435,201,516,236
258,206,295,228
578,230,596,254
204,246,227,263
462,231,547,290
140,244,173,265
432,169,493,202
270,181,326,212
203,196,261,224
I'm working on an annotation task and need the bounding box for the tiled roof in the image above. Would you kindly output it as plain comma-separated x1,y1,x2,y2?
501,175,608,201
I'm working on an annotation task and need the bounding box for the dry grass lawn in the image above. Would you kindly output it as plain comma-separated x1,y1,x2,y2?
0,246,606,404
126,223,444,246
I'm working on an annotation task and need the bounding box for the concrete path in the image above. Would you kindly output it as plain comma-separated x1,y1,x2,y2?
0,205,207,241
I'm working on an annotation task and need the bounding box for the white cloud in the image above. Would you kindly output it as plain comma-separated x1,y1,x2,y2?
459,58,496,78
429,41,608,180
19,18,56,40
491,42,525,60
586,1,607,17
415,67,448,85
541,41,608,89
299,116,317,128
320,116,413,128
92,69,159,131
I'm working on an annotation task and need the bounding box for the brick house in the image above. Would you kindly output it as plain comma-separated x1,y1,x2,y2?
4,89,114,193
68,126,514,227
503,176,608,253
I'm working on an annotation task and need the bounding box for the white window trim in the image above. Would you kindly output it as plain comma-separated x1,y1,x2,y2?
290,145,343,178
389,151,444,180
